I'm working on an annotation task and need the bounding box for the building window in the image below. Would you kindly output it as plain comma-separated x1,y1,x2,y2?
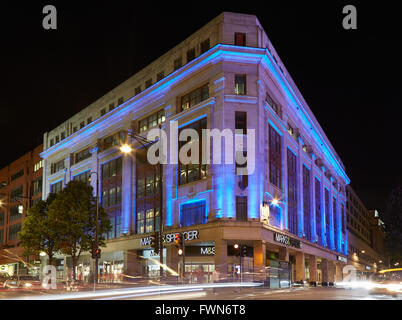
156,71,165,82
333,197,338,250
315,178,322,245
236,196,247,221
10,185,23,202
51,181,63,194
287,149,298,236
135,86,141,95
234,74,246,95
61,132,66,140
87,117,92,125
51,159,65,174
0,213,4,226
73,126,78,133
9,206,22,222
303,166,311,241
135,150,161,235
200,38,210,54
178,118,207,185
269,126,282,189
74,148,91,164
187,48,196,63
138,109,165,133
180,84,209,111
101,157,122,179
106,211,122,240
145,79,153,89
180,200,206,227
34,160,43,172
101,157,123,239
109,103,115,111
118,97,124,105
269,204,281,228
73,170,91,186
266,92,281,117
234,32,246,46
80,122,85,129
100,108,106,116
11,169,24,182
50,138,54,147
341,204,345,234
235,111,247,134
102,186,122,208
0,229,3,244
173,57,182,71
8,223,21,241
32,177,42,196
103,132,125,150
325,189,330,247
55,136,60,144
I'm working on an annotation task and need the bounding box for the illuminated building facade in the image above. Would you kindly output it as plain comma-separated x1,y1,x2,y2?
346,186,387,276
41,12,349,285
0,144,43,276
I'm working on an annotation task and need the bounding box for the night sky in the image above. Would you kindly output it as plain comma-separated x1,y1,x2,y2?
1,2,401,213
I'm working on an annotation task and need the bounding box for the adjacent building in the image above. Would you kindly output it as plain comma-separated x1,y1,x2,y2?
41,12,350,286
0,144,43,276
346,186,387,277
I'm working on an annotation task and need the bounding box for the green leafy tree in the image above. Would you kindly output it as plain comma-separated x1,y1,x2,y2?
19,193,60,266
48,180,112,280
383,185,402,264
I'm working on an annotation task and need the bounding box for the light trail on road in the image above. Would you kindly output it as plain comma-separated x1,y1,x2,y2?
6,282,262,300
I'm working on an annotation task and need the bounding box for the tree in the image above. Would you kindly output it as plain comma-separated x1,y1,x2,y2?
19,193,60,266
383,185,402,264
48,180,111,280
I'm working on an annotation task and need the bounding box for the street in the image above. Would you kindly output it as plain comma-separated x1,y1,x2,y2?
2,285,401,300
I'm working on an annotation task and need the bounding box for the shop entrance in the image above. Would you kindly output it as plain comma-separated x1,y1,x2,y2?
99,260,124,283
184,263,215,283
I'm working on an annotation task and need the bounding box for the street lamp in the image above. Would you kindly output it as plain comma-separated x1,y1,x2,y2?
120,129,164,278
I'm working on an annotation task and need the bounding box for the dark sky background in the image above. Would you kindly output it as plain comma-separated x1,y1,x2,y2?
1,2,401,214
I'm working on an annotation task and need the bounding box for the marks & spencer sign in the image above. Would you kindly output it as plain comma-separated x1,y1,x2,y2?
140,230,199,247
274,232,302,249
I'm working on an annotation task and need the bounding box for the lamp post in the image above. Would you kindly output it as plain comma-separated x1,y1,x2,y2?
89,171,99,288
120,128,164,278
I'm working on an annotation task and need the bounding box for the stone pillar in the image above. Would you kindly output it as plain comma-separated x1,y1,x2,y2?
124,249,141,277
335,263,343,282
328,261,336,283
253,241,266,281
309,255,318,285
321,258,329,285
297,145,304,237
121,153,132,235
214,239,227,276
278,246,289,262
282,130,288,230
310,162,316,242
166,246,179,279
295,251,305,282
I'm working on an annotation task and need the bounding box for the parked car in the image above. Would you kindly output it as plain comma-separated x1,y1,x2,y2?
3,275,42,289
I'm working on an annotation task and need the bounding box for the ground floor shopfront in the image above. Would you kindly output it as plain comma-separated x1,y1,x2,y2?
49,220,347,286
0,246,41,277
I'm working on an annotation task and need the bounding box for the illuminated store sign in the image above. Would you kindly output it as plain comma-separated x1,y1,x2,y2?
274,232,302,249
185,246,215,256
140,230,199,247
337,256,347,263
